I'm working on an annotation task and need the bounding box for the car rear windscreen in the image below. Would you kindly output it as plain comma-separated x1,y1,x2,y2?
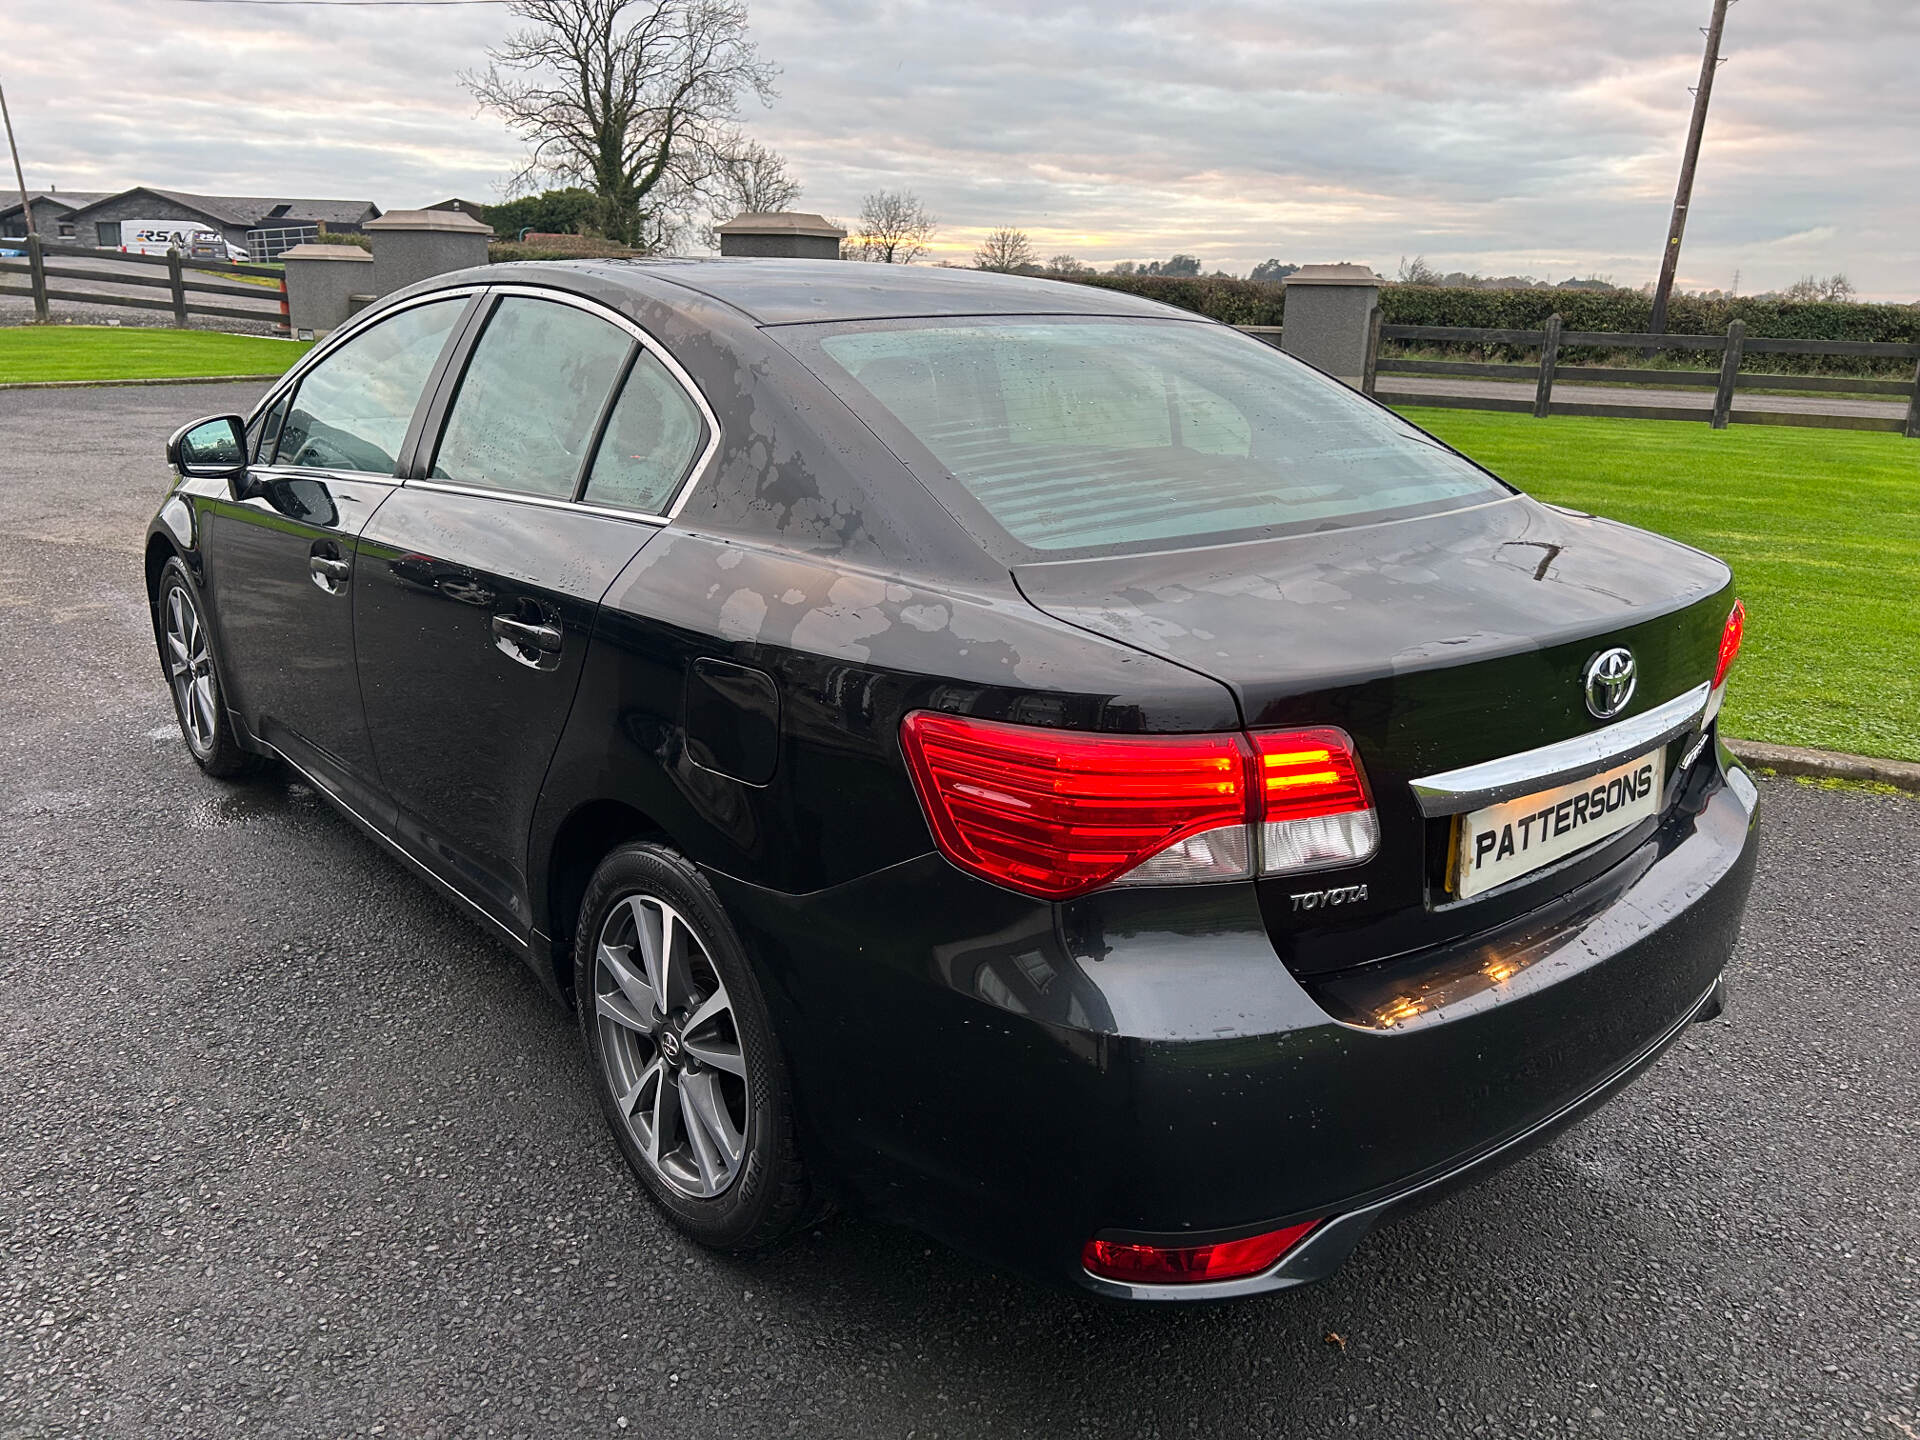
795,317,1506,556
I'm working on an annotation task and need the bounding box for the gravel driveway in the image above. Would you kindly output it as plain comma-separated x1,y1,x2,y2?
1,383,1915,1440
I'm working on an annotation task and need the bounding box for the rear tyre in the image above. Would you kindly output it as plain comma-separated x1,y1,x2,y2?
155,557,262,780
577,842,813,1250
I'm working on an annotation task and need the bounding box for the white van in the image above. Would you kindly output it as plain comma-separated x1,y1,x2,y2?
114,222,248,263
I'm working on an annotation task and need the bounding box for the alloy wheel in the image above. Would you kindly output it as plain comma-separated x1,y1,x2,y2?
592,893,751,1199
164,583,218,754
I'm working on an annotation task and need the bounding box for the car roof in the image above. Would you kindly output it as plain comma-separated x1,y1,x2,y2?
557,257,1191,326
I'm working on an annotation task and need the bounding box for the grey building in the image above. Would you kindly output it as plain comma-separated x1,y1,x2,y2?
715,212,847,260
56,187,382,260
0,191,112,240
424,198,495,228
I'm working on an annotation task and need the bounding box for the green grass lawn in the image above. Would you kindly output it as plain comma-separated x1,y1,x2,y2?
1398,408,1920,763
0,326,311,384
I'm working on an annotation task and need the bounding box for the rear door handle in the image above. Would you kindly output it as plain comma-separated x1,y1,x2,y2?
492,614,563,655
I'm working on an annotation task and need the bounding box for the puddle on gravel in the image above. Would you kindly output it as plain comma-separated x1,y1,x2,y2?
184,780,324,831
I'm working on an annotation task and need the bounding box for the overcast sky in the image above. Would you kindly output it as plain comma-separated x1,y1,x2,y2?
6,0,1914,297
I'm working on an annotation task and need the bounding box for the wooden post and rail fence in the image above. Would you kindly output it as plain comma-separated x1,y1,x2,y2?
0,234,291,335
1348,313,1920,439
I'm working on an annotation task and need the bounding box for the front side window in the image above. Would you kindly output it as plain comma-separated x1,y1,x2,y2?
275,299,465,473
796,318,1507,557
431,297,633,498
581,349,706,514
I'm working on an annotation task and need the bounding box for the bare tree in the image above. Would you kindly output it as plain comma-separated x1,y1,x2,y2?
1397,254,1442,285
974,227,1034,272
694,137,800,248
716,137,800,215
1044,253,1091,276
1781,272,1855,302
464,0,777,250
852,189,936,263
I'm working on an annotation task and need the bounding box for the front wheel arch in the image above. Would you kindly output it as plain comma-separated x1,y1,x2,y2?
144,533,182,624
153,554,263,779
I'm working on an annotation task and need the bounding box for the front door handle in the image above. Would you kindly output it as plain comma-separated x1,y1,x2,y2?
492,613,563,655
309,554,351,593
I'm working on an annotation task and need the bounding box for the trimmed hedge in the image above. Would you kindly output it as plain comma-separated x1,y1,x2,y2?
487,238,640,263
1070,275,1920,376
1078,273,1285,326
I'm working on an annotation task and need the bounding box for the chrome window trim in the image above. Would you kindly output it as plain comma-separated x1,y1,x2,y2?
241,465,403,491
403,477,669,527
412,282,721,523
1409,683,1712,817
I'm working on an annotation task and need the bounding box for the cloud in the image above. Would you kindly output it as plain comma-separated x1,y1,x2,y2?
5,0,1913,299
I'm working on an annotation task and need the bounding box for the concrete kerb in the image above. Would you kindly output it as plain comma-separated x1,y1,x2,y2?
0,374,286,391
1726,738,1920,795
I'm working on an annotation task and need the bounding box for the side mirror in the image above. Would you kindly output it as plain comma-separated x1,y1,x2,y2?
166,414,249,484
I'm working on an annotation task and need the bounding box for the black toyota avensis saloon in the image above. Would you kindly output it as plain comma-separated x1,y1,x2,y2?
149,261,1759,1299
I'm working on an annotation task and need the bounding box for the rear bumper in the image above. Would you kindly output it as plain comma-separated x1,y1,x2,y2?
1080,972,1728,1300
709,744,1760,1298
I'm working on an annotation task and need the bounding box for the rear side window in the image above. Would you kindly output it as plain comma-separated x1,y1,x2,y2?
581,349,706,514
276,299,465,473
431,296,632,498
801,318,1505,556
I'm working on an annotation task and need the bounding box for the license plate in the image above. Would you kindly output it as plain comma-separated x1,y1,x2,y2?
1452,749,1664,900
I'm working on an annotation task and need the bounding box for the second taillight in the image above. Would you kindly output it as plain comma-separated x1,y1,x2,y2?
1253,728,1380,876
899,713,1377,901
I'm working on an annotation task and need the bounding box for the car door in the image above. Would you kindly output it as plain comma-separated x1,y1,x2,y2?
352,288,714,940
200,291,477,813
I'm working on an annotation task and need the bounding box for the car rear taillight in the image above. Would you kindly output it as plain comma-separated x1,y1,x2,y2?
898,712,1254,900
1081,1219,1321,1284
899,713,1378,900
1252,727,1380,875
1713,598,1745,691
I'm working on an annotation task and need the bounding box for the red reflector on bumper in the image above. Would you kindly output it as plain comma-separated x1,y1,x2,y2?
1081,1219,1321,1284
1713,597,1745,690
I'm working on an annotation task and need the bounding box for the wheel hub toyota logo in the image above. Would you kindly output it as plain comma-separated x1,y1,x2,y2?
1584,647,1637,720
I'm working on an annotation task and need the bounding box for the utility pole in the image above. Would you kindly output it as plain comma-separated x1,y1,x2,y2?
0,73,32,238
1648,0,1732,339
